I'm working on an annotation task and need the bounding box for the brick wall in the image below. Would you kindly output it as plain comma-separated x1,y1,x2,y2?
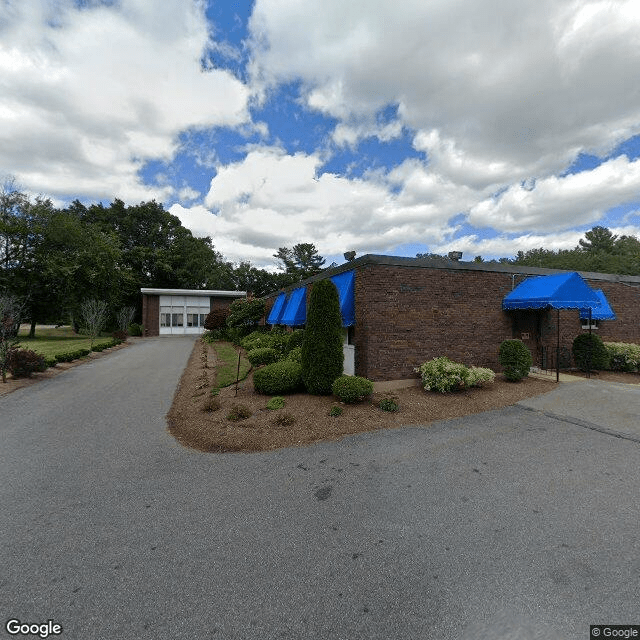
353,264,640,381
142,295,159,336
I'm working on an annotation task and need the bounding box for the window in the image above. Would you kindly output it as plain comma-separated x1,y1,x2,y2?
171,312,183,327
160,307,171,327
199,313,207,327
581,318,599,330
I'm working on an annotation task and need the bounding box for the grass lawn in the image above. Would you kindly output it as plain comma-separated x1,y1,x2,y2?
17,325,115,358
209,341,251,389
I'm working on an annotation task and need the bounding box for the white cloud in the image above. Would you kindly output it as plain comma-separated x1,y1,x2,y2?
468,156,640,232
249,0,640,177
0,0,249,200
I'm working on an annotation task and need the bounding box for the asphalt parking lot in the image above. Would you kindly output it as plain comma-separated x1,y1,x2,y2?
1,338,638,640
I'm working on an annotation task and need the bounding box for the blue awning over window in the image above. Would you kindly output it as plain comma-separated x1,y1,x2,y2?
503,272,602,310
580,289,616,320
267,292,287,324
280,287,307,326
330,270,355,327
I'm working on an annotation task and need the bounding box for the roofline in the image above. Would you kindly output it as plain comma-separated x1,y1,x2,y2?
263,254,640,298
141,288,246,297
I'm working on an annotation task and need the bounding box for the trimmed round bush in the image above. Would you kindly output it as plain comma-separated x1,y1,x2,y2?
332,375,374,403
572,333,609,371
247,347,279,367
286,346,302,363
416,356,470,392
379,397,399,412
266,396,285,410
253,360,303,395
328,405,343,417
498,340,533,382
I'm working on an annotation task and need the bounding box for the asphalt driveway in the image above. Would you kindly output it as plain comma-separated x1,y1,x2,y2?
1,338,639,640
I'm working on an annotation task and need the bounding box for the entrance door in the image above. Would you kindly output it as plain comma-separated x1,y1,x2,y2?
510,311,541,366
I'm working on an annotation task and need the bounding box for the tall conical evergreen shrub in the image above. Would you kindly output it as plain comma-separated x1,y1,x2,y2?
301,279,344,394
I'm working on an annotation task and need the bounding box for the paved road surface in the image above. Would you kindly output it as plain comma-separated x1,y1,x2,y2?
1,339,639,640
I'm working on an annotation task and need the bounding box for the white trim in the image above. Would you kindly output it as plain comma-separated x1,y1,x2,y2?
141,288,246,297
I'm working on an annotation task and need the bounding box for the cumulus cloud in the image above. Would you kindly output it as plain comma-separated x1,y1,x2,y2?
0,0,249,200
468,156,640,232
169,146,480,265
248,0,640,177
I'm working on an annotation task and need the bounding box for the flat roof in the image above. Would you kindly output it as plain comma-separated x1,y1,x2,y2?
141,288,246,297
264,254,640,298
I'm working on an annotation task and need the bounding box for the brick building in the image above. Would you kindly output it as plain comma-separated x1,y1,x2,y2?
265,255,640,382
141,288,246,336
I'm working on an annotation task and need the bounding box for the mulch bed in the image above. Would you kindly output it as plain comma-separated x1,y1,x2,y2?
166,339,560,453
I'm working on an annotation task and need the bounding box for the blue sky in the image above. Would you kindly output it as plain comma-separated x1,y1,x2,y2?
2,0,640,269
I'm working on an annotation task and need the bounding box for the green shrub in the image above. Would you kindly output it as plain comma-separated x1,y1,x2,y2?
253,360,304,395
328,405,343,417
7,349,47,378
467,366,496,387
286,346,302,363
498,340,533,381
378,397,399,412
301,279,343,395
415,356,470,392
266,396,286,410
247,347,279,367
604,342,640,372
241,328,304,360
128,322,143,336
227,298,266,329
332,375,374,403
572,333,610,371
44,356,57,369
226,404,252,421
55,348,91,363
204,308,230,331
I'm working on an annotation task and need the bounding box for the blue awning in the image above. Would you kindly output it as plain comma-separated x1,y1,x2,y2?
580,289,616,320
503,272,602,310
280,287,307,326
267,292,287,324
330,270,355,327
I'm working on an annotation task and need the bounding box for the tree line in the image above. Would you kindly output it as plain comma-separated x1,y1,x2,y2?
0,182,325,334
418,226,640,276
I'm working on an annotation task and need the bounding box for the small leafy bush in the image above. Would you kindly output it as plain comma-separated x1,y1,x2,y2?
201,397,221,412
415,357,470,392
328,405,343,417
604,342,640,372
44,356,57,369
467,366,496,387
266,396,286,410
286,346,302,363
247,347,279,367
226,404,252,421
572,333,609,371
378,397,399,412
498,340,533,382
8,349,47,378
253,360,303,395
55,348,91,363
332,375,374,403
204,308,230,331
128,322,143,336
273,411,296,427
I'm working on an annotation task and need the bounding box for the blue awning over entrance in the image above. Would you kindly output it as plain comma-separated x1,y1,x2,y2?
502,272,602,310
267,291,287,324
280,287,307,326
580,289,616,320
330,270,355,327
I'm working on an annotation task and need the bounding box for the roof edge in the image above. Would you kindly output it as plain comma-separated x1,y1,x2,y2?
141,288,246,297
